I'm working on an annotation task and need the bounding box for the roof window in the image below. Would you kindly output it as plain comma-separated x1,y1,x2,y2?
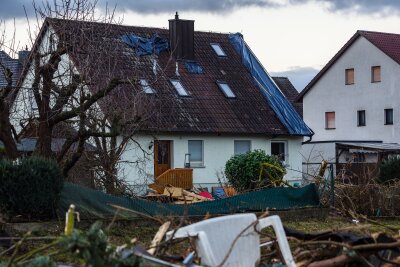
217,81,236,98
170,79,189,96
140,79,156,94
211,43,227,57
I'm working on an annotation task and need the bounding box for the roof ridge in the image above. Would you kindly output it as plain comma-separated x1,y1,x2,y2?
45,17,232,36
358,29,400,36
46,17,167,32
0,50,13,60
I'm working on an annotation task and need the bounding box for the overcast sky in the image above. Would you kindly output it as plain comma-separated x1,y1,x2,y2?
1,0,400,91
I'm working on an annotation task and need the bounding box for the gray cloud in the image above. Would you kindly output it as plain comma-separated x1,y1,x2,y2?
0,0,280,20
270,66,319,92
100,0,281,14
1,0,399,20
101,0,400,15
0,1,32,20
308,0,400,14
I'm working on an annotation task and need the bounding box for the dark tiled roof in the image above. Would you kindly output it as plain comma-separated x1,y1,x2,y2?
272,77,302,117
23,18,298,135
0,138,95,152
0,51,22,87
297,30,400,101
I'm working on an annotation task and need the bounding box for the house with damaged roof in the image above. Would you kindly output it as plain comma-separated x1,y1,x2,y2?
297,30,400,179
12,14,312,190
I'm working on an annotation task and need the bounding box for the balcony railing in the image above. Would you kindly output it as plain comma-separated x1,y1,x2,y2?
149,168,193,193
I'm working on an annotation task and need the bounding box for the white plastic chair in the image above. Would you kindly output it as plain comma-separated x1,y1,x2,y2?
165,214,295,267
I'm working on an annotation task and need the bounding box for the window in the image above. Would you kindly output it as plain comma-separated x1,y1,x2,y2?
271,141,286,161
385,108,393,125
345,68,354,85
140,79,156,94
234,140,251,155
217,81,236,98
325,112,335,129
352,153,366,163
357,110,366,126
371,66,381,83
170,79,189,96
210,43,227,57
188,140,203,167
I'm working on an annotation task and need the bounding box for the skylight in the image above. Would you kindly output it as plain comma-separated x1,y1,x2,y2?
140,79,156,94
210,43,227,57
217,81,236,98
170,79,189,96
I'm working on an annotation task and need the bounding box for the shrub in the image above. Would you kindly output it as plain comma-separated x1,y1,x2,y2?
224,150,286,192
0,157,64,219
378,157,400,184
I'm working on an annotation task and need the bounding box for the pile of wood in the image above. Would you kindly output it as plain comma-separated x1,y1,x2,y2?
146,185,212,204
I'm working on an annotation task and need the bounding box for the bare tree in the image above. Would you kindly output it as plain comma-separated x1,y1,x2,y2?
1,0,177,192
1,1,130,159
0,19,19,159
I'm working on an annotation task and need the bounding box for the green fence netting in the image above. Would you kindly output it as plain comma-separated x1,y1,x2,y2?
59,183,320,219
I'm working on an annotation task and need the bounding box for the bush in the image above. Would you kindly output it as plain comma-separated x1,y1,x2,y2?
378,157,400,184
224,150,286,192
0,157,64,219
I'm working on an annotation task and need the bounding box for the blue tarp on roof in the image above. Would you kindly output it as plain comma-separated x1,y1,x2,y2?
121,34,169,56
185,61,204,74
228,33,313,136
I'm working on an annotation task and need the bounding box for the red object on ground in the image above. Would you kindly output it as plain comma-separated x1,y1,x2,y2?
199,191,214,200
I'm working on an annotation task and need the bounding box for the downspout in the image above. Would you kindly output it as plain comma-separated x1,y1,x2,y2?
303,134,313,144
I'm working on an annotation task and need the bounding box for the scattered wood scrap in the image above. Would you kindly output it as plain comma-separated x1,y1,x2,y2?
145,185,212,204
147,221,171,255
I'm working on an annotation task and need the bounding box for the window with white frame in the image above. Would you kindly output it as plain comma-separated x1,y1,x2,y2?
170,79,189,96
217,81,236,98
234,140,251,155
188,140,204,167
140,79,156,94
210,43,227,57
271,141,286,162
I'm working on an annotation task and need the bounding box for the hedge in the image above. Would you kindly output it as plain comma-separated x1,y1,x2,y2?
0,157,64,219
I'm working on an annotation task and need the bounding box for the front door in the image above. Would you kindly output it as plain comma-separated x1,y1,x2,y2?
154,140,171,178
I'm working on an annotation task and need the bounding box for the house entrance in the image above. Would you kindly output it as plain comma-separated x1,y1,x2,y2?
154,140,171,178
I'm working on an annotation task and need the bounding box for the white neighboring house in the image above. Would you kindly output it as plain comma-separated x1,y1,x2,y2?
297,30,400,175
13,15,311,192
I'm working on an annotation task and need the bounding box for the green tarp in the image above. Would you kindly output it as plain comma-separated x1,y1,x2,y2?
59,183,320,219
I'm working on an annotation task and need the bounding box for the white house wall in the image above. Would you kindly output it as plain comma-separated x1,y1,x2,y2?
303,36,400,143
12,26,94,134
119,133,303,193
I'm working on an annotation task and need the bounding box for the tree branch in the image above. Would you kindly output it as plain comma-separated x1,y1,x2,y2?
49,78,130,125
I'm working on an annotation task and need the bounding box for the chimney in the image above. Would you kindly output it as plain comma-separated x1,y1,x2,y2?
169,12,195,60
18,47,30,65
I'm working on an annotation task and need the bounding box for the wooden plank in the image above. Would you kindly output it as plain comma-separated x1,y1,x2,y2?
147,221,171,255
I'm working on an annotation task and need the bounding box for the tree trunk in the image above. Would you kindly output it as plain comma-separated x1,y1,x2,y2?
34,120,54,158
0,105,18,159
104,165,117,194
